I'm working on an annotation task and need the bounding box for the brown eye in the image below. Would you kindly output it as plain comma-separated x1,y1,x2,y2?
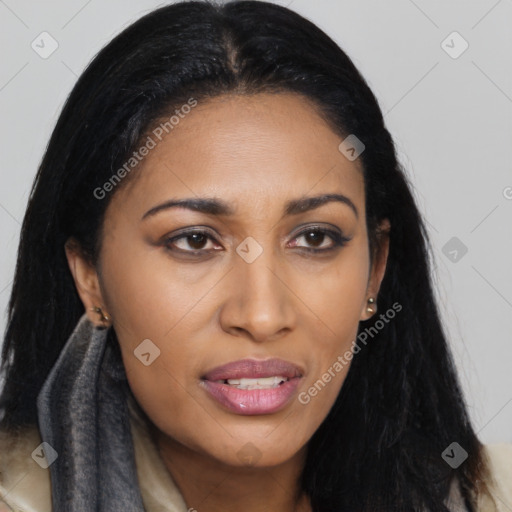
295,229,330,249
292,228,344,251
184,233,209,250
302,230,326,247
164,229,221,254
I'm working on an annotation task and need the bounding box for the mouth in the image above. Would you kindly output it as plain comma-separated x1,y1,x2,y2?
200,358,304,415
212,375,290,390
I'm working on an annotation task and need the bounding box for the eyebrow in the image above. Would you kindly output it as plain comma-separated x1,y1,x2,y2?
141,193,358,220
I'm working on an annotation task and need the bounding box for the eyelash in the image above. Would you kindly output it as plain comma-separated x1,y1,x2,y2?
163,226,350,256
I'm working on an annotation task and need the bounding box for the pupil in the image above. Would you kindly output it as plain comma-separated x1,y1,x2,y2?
306,230,324,246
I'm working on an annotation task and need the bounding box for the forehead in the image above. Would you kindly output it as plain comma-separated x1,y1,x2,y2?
109,92,365,218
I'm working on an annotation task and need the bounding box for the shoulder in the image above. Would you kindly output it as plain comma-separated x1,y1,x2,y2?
0,424,52,512
476,443,512,512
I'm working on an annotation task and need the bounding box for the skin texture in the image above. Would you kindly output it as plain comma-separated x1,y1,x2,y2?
66,92,390,512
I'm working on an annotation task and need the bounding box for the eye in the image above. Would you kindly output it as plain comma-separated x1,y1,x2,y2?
289,226,350,252
162,225,350,258
163,229,222,254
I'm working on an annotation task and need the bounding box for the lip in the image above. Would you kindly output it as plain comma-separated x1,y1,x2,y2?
200,358,304,415
201,358,304,381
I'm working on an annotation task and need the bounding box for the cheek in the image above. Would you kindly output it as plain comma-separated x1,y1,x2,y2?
122,350,197,429
297,240,369,346
294,242,369,407
97,239,211,438
115,317,209,450
98,232,212,340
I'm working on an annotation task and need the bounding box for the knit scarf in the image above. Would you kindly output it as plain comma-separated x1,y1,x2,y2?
36,312,145,511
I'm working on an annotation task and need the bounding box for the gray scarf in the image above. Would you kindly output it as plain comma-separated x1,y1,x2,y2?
36,313,145,511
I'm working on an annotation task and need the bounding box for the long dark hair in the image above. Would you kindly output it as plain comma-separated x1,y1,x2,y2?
0,1,492,510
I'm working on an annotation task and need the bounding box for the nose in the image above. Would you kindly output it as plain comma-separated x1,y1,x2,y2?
218,244,297,343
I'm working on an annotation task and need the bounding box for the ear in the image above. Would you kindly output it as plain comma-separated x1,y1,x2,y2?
65,237,110,328
360,218,391,321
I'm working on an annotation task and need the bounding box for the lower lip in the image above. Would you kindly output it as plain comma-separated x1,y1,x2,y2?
200,378,301,415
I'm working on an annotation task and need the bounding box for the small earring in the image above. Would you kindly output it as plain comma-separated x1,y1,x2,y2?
366,297,375,314
90,306,111,327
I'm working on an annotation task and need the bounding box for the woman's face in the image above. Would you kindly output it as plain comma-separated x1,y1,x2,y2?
68,92,389,468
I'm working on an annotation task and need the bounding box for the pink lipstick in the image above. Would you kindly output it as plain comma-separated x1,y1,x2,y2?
200,358,303,415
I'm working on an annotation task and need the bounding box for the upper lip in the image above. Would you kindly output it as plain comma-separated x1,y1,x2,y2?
201,358,304,381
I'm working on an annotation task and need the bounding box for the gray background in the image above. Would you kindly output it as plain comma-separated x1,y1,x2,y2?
0,0,511,443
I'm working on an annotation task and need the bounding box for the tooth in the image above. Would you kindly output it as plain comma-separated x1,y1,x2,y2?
225,376,288,389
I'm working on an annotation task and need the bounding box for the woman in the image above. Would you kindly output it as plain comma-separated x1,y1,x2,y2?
0,1,510,511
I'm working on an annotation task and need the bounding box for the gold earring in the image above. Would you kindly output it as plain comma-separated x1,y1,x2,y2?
91,306,111,326
366,297,375,314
